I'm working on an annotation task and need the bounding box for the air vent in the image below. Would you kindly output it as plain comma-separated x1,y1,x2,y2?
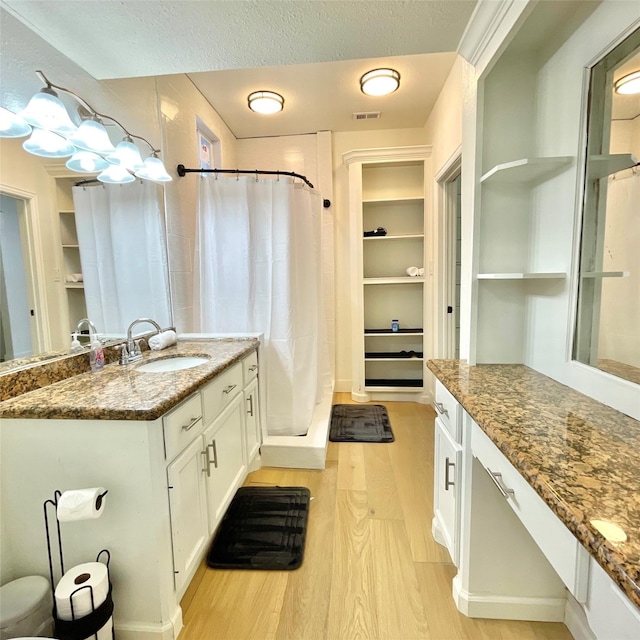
352,111,381,120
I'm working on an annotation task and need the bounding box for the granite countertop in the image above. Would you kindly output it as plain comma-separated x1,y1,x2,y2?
0,338,259,421
427,359,640,610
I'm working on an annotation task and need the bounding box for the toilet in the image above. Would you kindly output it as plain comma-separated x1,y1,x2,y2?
0,576,54,639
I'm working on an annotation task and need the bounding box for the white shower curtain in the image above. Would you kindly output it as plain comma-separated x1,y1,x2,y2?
73,181,171,335
195,176,328,436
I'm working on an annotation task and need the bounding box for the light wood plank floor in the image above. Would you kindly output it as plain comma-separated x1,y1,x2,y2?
179,393,574,640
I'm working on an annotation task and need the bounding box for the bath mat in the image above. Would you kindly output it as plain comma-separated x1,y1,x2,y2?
329,404,394,443
206,486,310,570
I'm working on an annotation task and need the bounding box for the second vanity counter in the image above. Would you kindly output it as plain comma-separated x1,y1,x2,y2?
0,337,259,421
427,359,640,612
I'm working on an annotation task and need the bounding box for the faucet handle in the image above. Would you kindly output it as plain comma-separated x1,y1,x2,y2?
114,343,129,365
133,339,144,357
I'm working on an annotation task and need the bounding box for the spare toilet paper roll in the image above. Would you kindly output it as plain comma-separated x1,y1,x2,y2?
55,562,109,621
406,266,419,277
148,329,177,351
57,487,107,522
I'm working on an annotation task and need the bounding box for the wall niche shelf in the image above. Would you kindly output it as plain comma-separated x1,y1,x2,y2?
477,272,567,280
365,328,423,335
587,153,637,180
363,234,424,241
580,271,630,278
364,276,425,285
480,156,573,184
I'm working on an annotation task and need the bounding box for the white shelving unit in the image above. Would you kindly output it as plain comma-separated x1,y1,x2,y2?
344,146,430,402
480,156,573,184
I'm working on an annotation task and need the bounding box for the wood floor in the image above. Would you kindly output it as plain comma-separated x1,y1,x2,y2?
178,393,573,640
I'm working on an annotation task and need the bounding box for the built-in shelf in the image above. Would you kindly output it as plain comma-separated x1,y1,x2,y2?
477,272,567,280
364,379,423,389
587,153,638,180
363,234,424,241
365,328,423,335
365,351,424,360
364,276,424,285
362,197,424,205
581,271,630,278
65,283,84,289
480,156,573,184
62,244,80,249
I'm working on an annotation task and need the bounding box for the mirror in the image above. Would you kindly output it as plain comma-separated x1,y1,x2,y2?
574,27,640,385
0,137,172,372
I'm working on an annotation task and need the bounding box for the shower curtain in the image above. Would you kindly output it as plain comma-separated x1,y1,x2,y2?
73,180,171,335
195,176,329,436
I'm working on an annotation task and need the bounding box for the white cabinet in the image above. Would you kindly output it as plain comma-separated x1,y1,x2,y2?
343,146,430,402
244,377,260,462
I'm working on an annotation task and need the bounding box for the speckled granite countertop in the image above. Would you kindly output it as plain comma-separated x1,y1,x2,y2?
427,359,640,610
0,338,258,421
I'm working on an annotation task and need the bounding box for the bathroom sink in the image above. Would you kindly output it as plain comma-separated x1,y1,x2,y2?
136,356,210,373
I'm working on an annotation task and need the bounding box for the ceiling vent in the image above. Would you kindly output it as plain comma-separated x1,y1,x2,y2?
352,111,381,120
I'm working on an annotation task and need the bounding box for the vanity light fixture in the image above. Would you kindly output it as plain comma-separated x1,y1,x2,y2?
0,70,172,182
614,70,640,95
360,68,400,96
248,91,284,114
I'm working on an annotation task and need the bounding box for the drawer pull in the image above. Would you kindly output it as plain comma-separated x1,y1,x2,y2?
181,416,201,432
223,384,237,395
209,439,218,469
485,467,515,499
445,457,455,490
247,394,254,417
249,364,258,372
434,402,449,417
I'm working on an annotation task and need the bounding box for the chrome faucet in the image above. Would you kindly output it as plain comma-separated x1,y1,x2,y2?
75,318,98,346
121,318,162,364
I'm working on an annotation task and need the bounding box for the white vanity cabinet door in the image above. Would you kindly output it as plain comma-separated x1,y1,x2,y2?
202,393,247,533
167,436,209,593
244,377,260,463
433,415,462,566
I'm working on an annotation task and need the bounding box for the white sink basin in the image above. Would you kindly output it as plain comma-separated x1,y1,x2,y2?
136,356,210,373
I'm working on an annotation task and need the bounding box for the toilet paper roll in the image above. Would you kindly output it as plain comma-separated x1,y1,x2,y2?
57,487,107,522
55,562,109,621
96,615,113,640
406,266,419,277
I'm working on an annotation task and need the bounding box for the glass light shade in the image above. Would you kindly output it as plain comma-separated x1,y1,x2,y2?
360,68,401,96
66,150,110,173
614,70,640,95
106,139,144,170
97,164,135,184
0,107,32,138
134,155,172,182
68,119,116,154
19,88,77,136
247,91,284,114
22,128,75,158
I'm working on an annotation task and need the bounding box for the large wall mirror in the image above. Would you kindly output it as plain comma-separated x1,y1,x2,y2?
574,27,640,385
0,137,172,372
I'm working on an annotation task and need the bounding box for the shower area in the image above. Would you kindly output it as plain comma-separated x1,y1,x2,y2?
192,168,334,467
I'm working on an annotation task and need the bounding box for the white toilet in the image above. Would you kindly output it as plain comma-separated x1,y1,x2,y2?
0,576,55,639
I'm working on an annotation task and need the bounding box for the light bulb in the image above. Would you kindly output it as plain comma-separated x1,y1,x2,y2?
19,88,77,136
68,119,115,155
66,151,110,173
97,164,135,184
23,128,75,158
134,155,172,182
0,107,32,138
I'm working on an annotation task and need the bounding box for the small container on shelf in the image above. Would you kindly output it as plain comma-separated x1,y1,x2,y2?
391,319,399,332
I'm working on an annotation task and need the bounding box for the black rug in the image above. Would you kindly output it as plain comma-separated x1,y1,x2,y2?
329,404,394,443
206,486,310,570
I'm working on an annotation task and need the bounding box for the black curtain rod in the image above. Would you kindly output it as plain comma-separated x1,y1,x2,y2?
74,178,102,187
176,164,315,189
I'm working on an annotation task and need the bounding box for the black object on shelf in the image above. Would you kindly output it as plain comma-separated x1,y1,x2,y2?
365,328,423,334
363,226,387,237
364,378,423,387
365,351,424,359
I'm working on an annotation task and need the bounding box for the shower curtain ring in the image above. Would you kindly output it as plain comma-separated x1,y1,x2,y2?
236,169,239,181
255,170,259,182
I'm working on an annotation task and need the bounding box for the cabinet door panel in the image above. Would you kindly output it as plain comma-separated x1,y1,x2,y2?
203,394,247,532
434,416,462,566
167,437,209,592
244,378,260,463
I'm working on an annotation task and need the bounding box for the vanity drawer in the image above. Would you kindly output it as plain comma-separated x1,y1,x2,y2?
163,393,204,461
202,362,243,425
434,380,461,442
243,350,259,385
471,421,590,602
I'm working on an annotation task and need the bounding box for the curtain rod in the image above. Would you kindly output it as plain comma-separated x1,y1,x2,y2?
176,164,315,189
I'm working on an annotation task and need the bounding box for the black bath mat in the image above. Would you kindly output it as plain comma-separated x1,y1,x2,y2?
329,404,394,443
206,486,310,570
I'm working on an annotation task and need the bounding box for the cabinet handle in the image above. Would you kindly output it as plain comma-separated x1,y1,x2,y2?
202,449,211,477
181,416,201,431
249,364,258,372
485,467,515,499
247,394,254,417
223,384,237,395
445,457,455,490
209,439,218,469
434,402,449,417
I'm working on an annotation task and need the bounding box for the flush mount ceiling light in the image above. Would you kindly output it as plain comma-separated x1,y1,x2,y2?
1,70,171,182
614,70,640,95
247,91,284,114
360,68,400,97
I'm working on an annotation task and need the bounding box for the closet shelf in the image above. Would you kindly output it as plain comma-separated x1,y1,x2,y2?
365,351,424,360
480,156,573,184
581,271,630,278
362,196,424,205
65,283,84,290
363,276,424,284
365,328,423,335
364,379,423,389
363,234,424,241
587,153,637,180
477,272,566,280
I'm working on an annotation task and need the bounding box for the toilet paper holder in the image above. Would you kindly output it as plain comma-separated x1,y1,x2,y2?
43,490,115,640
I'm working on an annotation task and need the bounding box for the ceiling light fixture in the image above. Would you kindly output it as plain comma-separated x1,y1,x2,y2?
1,70,171,183
614,70,640,95
247,91,284,114
360,68,401,97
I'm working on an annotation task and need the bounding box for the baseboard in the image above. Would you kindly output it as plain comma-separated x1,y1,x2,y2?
452,575,566,622
334,379,352,393
564,592,596,640
114,605,182,640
